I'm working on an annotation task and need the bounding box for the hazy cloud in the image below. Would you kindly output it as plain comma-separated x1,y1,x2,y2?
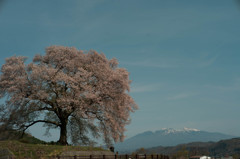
205,78,240,92
167,92,196,100
197,55,218,68
123,60,176,68
130,83,162,93
123,54,217,69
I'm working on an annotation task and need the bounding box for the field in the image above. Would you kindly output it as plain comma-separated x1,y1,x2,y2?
0,140,106,159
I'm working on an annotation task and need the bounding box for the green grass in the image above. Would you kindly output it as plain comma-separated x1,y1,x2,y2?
0,130,107,158
0,140,105,159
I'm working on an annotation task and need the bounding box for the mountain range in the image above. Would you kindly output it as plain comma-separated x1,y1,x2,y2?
145,137,240,156
114,128,236,153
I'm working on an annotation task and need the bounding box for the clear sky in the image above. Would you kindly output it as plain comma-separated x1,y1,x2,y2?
0,0,240,142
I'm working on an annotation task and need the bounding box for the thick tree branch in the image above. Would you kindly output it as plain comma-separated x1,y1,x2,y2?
20,120,60,137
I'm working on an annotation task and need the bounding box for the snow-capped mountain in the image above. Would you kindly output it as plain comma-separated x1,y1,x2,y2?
158,127,200,135
114,128,235,153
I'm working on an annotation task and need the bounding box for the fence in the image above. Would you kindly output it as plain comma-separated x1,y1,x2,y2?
47,154,169,159
9,154,169,159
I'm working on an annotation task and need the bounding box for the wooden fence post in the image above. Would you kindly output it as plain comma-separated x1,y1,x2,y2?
90,155,93,159
136,154,138,159
115,154,117,159
144,154,147,159
151,154,153,159
103,155,106,159
74,155,77,159
125,154,128,159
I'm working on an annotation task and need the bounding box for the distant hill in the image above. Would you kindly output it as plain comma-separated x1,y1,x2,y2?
114,128,236,153
145,138,240,156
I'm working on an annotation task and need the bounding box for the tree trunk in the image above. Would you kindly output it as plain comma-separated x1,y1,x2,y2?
58,118,68,145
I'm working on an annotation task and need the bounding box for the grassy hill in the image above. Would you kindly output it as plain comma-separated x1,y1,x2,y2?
0,130,106,159
0,129,46,144
0,140,105,158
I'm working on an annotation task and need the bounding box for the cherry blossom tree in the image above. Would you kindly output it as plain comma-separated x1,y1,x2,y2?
0,46,138,145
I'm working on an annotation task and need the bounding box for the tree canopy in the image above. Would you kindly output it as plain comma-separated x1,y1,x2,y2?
0,46,138,145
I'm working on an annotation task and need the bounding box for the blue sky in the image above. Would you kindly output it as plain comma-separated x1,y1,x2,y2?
0,0,240,142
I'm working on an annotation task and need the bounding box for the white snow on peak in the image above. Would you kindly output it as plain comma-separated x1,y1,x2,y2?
183,127,200,132
159,128,179,135
158,127,200,135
